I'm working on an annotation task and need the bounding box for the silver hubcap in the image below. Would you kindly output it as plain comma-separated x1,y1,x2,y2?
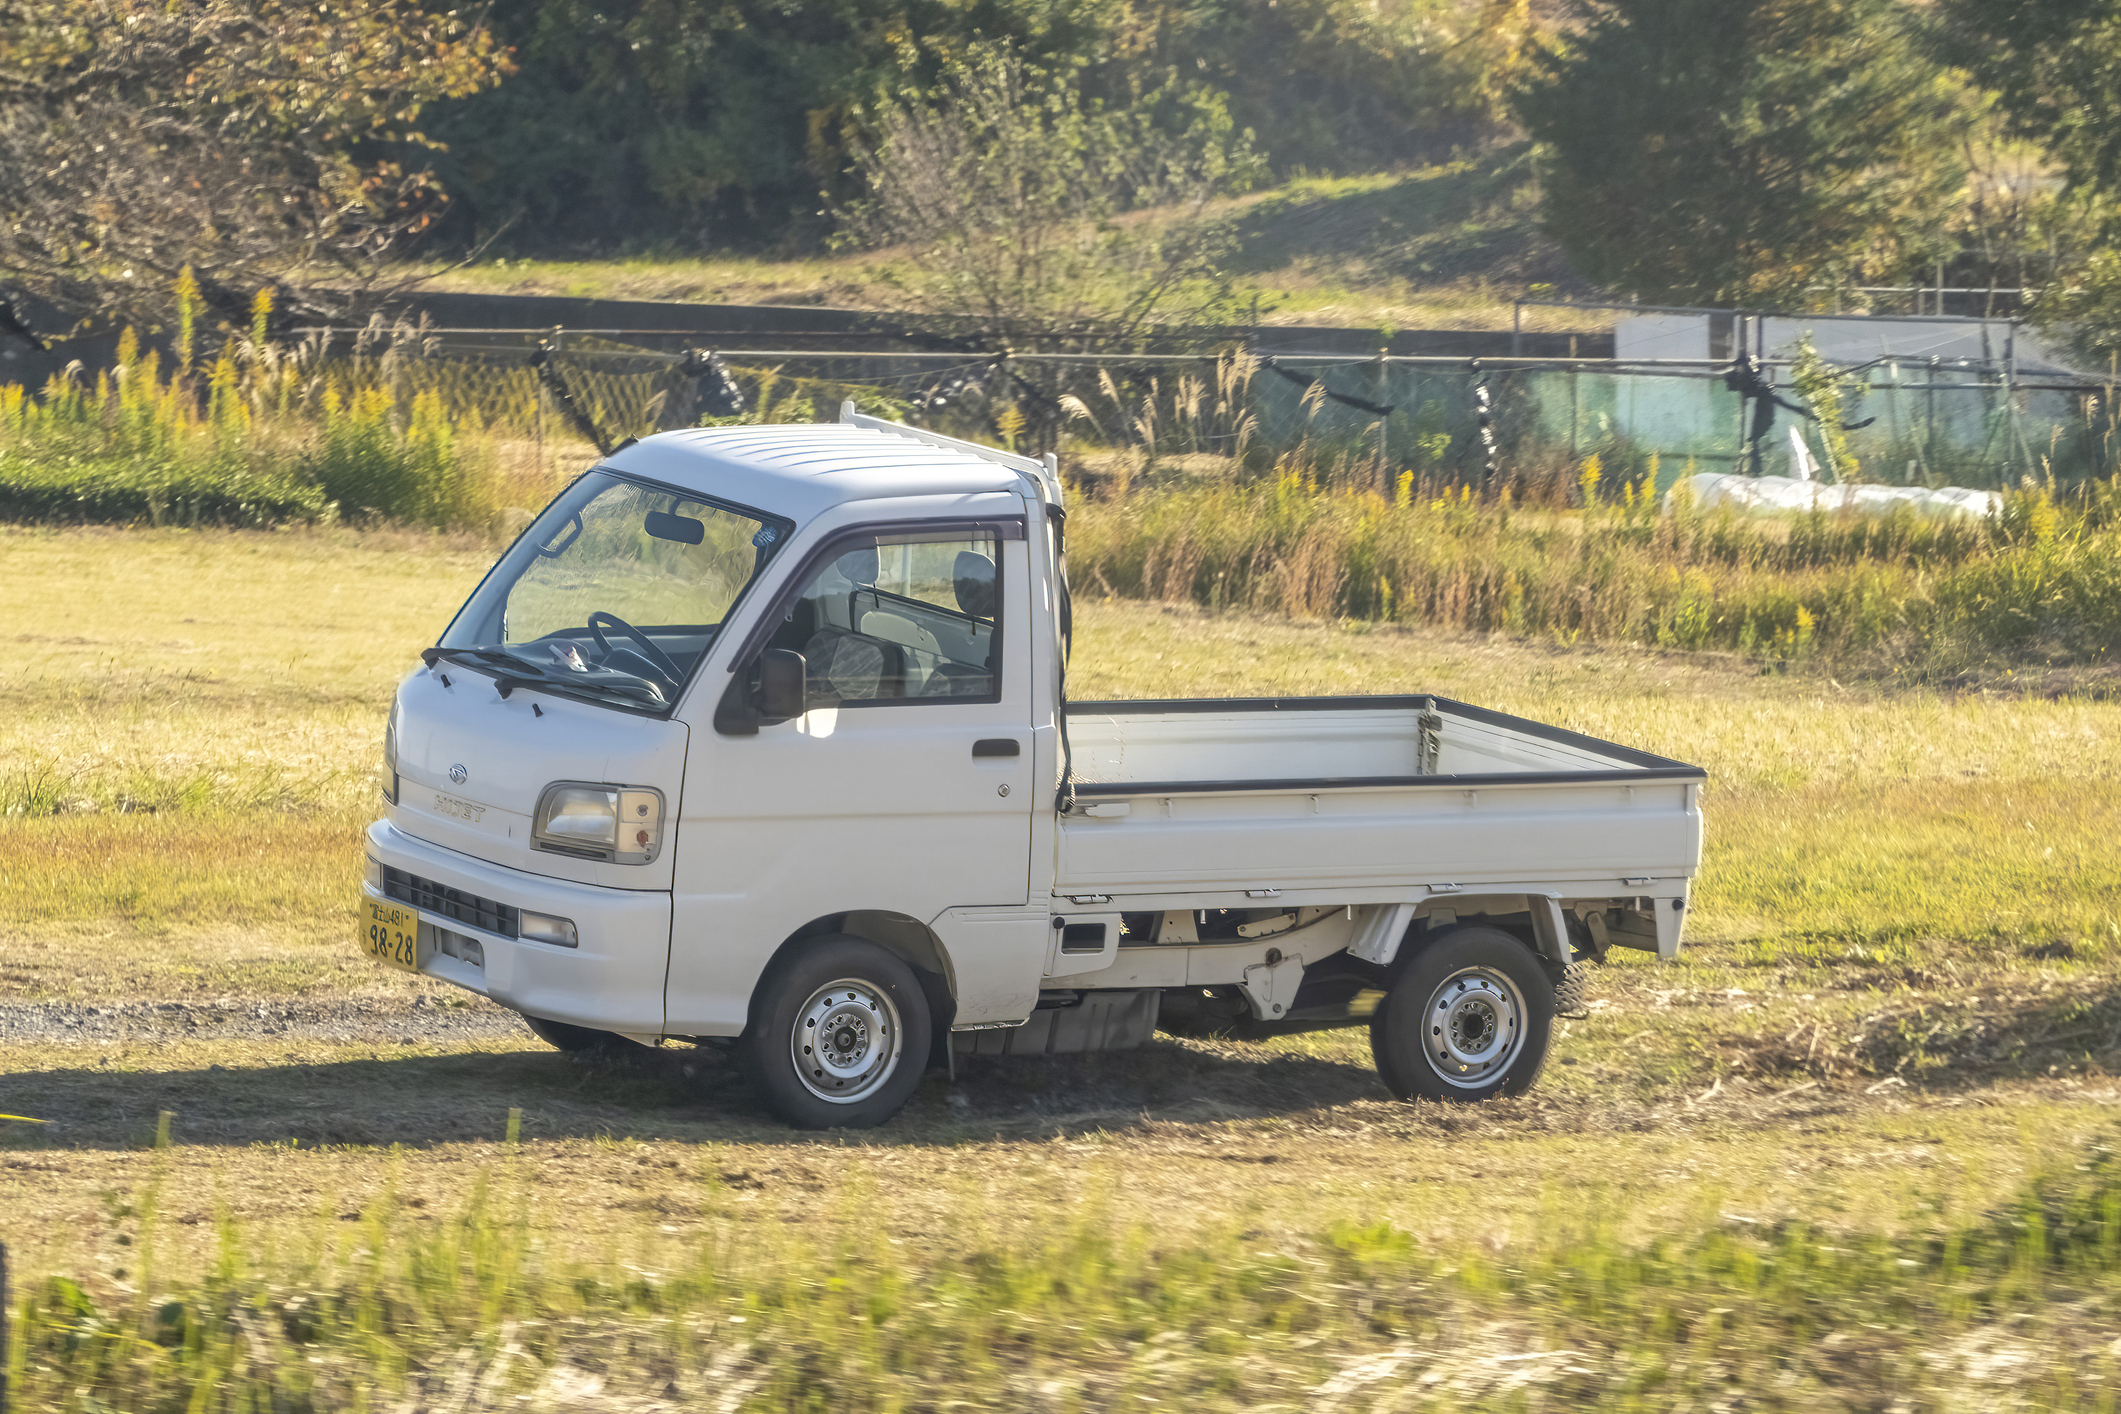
1422,967,1526,1089
791,979,902,1104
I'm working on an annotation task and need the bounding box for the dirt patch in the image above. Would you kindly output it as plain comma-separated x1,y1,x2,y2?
1710,980,2121,1087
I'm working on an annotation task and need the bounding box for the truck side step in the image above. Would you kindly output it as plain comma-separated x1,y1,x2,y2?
953,990,1160,1057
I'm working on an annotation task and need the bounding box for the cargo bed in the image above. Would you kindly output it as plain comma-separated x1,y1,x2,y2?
1056,695,1705,906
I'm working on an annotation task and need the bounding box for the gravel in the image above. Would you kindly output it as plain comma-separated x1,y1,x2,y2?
0,993,530,1045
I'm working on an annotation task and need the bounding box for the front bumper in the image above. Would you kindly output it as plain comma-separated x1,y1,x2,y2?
364,819,672,1037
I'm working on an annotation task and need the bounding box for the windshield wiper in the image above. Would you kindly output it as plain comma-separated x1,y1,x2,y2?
421,643,666,707
422,645,551,676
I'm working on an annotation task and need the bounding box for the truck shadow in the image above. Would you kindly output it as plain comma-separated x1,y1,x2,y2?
0,1034,1393,1152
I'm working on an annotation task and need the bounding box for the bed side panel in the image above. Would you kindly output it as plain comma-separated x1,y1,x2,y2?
1055,780,1700,896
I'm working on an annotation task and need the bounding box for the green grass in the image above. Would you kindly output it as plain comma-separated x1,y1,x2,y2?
1705,779,2121,963
415,156,1591,335
0,446,328,526
1223,151,1598,330
14,1120,2121,1410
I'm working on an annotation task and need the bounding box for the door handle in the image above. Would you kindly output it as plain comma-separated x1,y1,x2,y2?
972,738,1021,758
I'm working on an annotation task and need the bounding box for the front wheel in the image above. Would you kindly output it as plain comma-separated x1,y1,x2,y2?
1370,925,1554,1102
741,935,931,1129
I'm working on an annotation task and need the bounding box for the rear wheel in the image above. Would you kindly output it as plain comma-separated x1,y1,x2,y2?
741,935,931,1129
520,1013,621,1052
1370,925,1554,1102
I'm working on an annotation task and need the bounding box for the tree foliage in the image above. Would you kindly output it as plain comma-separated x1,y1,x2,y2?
0,0,509,333
415,0,1525,253
835,49,1264,342
1935,0,2121,359
1936,0,2121,198
1512,0,1967,307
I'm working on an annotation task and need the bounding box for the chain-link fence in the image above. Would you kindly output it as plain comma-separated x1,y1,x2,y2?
308,324,2121,497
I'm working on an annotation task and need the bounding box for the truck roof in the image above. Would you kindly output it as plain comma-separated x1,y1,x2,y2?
599,417,1051,521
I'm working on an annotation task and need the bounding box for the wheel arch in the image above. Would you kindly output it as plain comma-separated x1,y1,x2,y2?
1396,895,1572,972
760,910,958,1038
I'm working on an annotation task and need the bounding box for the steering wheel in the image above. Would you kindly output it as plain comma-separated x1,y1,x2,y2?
588,611,684,686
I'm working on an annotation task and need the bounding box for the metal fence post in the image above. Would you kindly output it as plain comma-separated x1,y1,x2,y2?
1735,319,1749,473
1375,348,1391,494
1569,368,1579,459
1927,357,1939,474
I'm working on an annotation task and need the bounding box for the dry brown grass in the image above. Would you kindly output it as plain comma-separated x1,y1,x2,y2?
417,251,899,310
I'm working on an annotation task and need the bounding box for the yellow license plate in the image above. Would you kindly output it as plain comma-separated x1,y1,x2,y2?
361,898,423,971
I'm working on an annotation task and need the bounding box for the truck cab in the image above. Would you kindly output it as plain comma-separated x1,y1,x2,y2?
362,411,1705,1127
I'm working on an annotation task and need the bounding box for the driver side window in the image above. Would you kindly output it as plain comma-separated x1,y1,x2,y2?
770,533,1002,708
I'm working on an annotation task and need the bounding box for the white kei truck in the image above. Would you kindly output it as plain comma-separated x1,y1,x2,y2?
360,411,1705,1128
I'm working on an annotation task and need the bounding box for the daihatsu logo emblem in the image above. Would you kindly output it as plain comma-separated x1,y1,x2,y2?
449,764,468,785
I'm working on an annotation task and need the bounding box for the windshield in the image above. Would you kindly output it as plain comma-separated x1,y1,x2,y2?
440,471,787,712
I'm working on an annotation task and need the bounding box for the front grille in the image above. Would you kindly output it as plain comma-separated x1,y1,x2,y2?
382,866,519,939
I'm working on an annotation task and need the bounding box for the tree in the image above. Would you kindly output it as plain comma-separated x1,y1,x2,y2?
414,0,1124,253
835,48,1266,343
1936,0,2121,197
1935,0,2121,358
412,0,1521,255
0,0,509,337
1512,0,1967,308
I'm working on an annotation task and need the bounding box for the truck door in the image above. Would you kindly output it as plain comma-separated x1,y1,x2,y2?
665,522,1034,1035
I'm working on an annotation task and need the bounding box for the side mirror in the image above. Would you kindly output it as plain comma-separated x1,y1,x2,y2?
758,649,807,721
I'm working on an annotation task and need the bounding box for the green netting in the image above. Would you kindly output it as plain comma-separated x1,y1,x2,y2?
1179,361,2117,492
304,332,2121,492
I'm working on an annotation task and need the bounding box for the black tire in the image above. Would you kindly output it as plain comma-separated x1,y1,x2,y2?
521,1013,621,1052
741,935,931,1130
1370,925,1554,1103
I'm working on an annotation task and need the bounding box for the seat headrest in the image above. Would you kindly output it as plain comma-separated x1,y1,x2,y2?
835,546,879,586
953,550,996,618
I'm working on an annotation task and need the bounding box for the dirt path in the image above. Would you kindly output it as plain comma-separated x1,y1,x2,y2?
0,993,530,1046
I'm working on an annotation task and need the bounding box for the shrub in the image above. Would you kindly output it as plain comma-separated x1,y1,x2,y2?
0,327,500,529
0,447,327,526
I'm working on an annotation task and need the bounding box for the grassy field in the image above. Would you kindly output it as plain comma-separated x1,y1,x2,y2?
5,526,2121,1409
417,159,1601,335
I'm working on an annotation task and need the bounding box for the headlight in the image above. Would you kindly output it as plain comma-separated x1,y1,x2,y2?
380,699,400,805
532,782,663,864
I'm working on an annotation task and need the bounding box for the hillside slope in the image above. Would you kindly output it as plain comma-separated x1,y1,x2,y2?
418,150,1606,332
